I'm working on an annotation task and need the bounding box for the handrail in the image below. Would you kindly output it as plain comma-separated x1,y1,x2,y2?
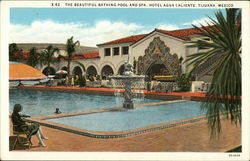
192,53,221,80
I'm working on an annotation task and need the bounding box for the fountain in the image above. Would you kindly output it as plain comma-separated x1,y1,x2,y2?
111,61,145,109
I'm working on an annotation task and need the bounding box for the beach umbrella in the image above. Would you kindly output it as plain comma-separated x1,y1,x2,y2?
56,70,67,74
9,62,47,81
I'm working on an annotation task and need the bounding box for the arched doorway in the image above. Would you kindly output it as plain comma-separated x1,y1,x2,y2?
86,66,97,76
118,65,125,75
101,65,114,79
73,66,83,76
42,67,56,76
146,59,170,76
137,37,179,76
61,66,68,71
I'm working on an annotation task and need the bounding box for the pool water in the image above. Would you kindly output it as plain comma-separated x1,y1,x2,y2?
48,101,206,132
9,89,162,116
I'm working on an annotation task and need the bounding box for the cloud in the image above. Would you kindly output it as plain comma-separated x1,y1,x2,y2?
137,23,180,35
183,17,213,27
157,24,180,30
10,20,183,47
10,20,143,47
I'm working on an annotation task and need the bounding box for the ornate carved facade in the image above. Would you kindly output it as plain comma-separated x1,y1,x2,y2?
138,37,179,76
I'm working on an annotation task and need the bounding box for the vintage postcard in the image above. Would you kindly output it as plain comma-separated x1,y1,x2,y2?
0,0,249,160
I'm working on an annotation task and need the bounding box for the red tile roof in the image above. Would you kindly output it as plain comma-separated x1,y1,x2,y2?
71,52,100,60
156,28,202,40
155,29,189,40
97,27,212,46
168,28,202,37
97,34,148,46
167,26,217,38
82,52,100,59
11,51,42,60
11,51,30,59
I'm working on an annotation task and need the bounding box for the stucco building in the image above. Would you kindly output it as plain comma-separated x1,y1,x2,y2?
13,26,214,82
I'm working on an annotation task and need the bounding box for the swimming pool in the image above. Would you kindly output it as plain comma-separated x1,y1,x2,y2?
48,101,206,132
9,89,162,116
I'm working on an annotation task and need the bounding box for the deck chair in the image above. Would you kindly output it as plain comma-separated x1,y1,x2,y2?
12,124,33,150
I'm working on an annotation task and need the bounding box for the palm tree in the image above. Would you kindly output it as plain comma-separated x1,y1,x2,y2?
65,36,80,84
26,47,40,67
40,45,59,76
186,9,241,135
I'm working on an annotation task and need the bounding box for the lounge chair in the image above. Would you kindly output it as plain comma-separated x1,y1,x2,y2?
12,124,33,150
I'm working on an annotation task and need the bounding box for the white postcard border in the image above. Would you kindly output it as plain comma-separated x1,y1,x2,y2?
1,1,249,160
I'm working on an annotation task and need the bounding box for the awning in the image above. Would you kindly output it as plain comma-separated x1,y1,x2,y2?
9,62,47,81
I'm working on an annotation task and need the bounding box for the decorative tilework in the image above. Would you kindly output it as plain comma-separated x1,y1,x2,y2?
138,37,179,76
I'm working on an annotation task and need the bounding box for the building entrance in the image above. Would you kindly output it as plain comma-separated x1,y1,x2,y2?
137,37,179,78
147,64,169,76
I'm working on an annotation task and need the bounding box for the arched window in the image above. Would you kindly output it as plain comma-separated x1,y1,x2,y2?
42,67,56,76
86,66,97,76
118,65,125,75
73,66,83,76
61,66,68,71
101,65,114,76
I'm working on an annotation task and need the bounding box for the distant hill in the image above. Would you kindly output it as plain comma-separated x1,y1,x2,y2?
14,43,98,54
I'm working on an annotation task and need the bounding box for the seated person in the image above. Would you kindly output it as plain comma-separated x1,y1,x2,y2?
54,108,62,114
11,104,48,147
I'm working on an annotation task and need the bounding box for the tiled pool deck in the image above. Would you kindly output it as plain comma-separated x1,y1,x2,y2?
9,86,241,152
9,116,241,152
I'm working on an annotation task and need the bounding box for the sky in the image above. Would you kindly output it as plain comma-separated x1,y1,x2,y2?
10,8,225,47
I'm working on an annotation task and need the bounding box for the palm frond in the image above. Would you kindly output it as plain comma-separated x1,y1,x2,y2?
185,9,241,136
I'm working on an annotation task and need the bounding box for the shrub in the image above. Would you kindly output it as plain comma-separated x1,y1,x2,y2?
78,75,86,87
176,74,191,91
